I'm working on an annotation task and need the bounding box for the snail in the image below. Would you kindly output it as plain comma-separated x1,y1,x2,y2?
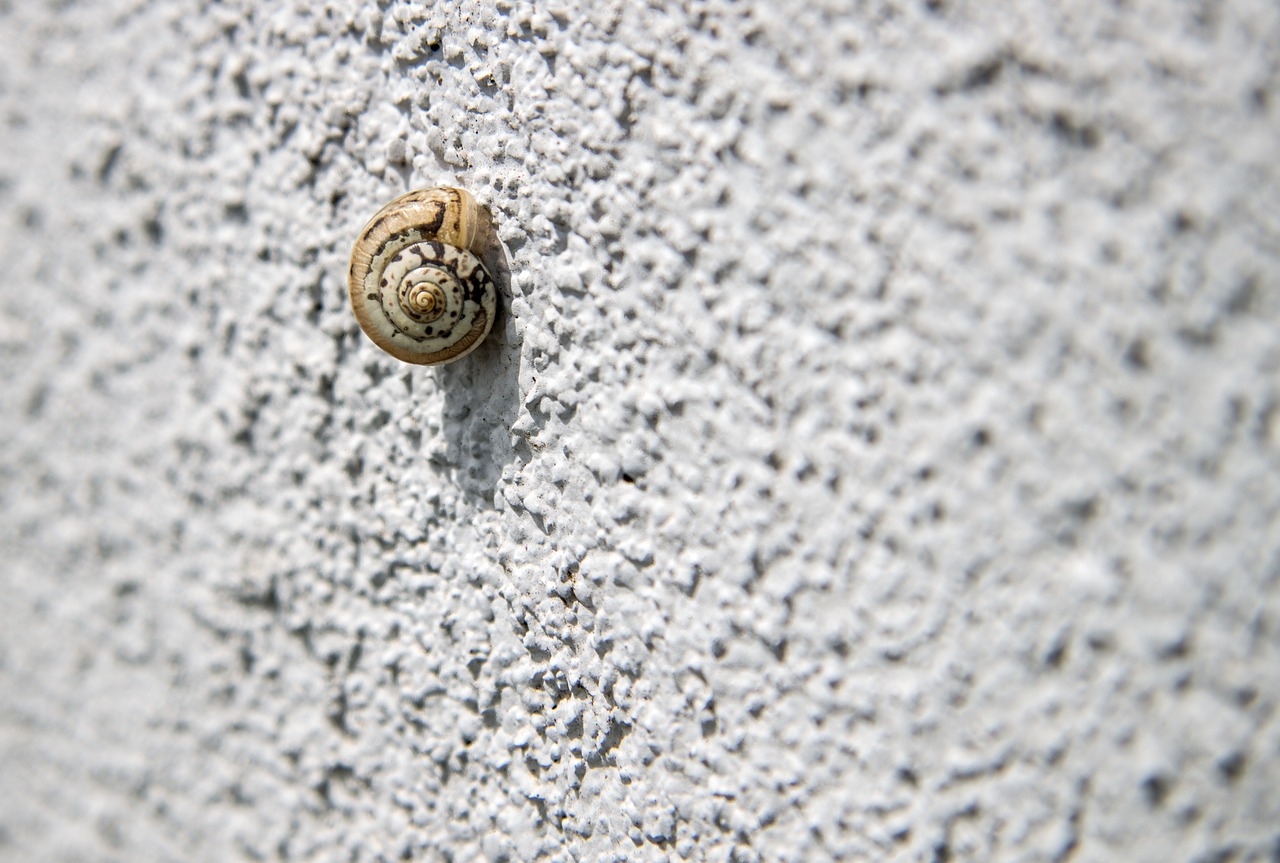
348,187,498,365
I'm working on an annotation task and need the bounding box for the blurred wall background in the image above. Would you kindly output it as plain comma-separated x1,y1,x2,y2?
1,1,1277,860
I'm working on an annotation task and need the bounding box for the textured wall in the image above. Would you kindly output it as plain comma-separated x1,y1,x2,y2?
1,1,1278,861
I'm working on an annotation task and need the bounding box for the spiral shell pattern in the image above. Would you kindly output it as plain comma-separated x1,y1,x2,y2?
348,187,497,365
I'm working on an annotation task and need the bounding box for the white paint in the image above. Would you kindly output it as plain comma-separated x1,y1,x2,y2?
0,1,1277,860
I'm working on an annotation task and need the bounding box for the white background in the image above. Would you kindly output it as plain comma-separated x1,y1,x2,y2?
1,1,1277,860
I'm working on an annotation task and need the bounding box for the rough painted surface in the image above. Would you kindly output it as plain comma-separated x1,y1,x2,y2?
1,1,1278,860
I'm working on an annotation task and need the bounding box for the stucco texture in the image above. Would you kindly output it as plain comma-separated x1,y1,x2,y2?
1,1,1278,861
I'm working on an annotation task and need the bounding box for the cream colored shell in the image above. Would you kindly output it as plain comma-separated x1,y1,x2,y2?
348,187,498,365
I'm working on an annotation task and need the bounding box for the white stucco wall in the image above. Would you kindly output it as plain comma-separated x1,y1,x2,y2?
1,1,1278,861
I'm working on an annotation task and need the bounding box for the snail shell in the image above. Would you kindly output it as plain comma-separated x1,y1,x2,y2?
348,187,498,365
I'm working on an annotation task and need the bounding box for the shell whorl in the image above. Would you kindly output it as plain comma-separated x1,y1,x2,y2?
348,187,498,365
